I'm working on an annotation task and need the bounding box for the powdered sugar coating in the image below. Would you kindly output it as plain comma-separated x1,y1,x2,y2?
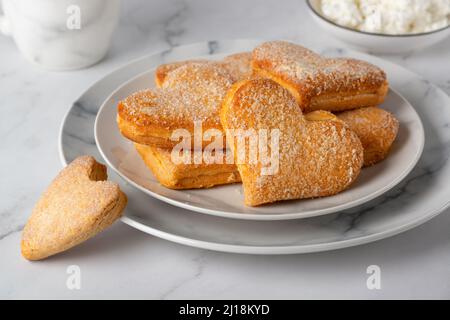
252,41,387,104
222,52,253,81
337,106,399,166
21,156,126,260
119,63,234,130
221,78,364,206
155,52,253,87
155,59,208,86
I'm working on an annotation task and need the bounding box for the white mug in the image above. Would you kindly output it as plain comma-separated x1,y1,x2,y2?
0,0,120,71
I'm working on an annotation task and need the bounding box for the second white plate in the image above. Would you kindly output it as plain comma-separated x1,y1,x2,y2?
95,49,424,221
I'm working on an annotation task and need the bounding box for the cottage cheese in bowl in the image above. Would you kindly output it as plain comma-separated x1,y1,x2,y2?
320,0,450,35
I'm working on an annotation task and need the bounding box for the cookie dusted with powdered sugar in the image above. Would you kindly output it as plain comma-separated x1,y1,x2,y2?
154,52,253,87
252,41,389,112
220,78,363,207
336,107,399,167
21,156,127,260
118,62,234,149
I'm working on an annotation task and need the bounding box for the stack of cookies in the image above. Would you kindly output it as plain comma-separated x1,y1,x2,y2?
117,41,399,207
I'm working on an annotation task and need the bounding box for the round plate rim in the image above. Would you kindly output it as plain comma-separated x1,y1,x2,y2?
93,48,424,221
120,200,449,254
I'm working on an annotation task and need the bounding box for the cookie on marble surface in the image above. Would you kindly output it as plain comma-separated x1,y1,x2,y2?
21,156,127,261
118,62,235,149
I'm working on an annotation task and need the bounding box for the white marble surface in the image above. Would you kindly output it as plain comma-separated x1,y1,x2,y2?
1,0,450,299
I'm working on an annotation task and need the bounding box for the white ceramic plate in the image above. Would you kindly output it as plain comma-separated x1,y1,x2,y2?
59,40,450,254
94,51,424,221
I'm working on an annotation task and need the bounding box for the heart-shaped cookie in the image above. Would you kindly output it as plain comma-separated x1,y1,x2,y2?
118,62,234,149
154,52,252,87
21,156,127,260
221,78,363,206
336,106,399,167
252,41,389,113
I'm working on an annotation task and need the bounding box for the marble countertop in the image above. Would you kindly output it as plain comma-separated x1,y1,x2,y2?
1,0,450,299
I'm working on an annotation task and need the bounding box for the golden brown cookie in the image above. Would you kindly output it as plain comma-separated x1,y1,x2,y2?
135,143,240,189
252,41,389,112
221,78,364,206
21,156,127,261
118,62,234,149
336,107,399,167
154,52,252,87
155,59,207,87
221,52,253,81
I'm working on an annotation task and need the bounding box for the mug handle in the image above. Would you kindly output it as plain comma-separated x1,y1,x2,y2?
0,5,12,36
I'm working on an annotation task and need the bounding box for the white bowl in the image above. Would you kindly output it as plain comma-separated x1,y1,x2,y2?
307,0,450,54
